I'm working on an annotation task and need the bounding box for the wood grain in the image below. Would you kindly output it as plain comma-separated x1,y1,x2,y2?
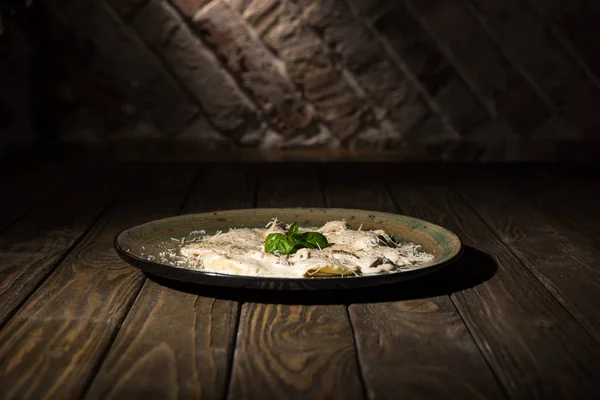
0,164,198,400
321,164,504,400
0,163,132,326
3,162,599,400
84,283,239,400
523,169,600,244
231,302,363,400
84,164,255,400
227,164,365,400
454,171,600,342
385,169,600,399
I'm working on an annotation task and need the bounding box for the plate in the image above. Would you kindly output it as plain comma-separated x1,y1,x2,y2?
114,208,462,290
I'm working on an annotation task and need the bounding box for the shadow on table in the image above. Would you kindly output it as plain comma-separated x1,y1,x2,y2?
147,246,497,305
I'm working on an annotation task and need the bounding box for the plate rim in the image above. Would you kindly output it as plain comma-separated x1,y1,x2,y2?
113,207,463,289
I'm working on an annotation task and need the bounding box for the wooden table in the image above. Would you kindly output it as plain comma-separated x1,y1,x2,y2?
1,162,599,400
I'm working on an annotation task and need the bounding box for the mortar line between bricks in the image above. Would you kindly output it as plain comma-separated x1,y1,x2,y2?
116,2,269,143
223,0,389,146
344,0,463,140
44,0,196,139
102,0,230,140
460,0,557,112
523,0,600,95
405,0,498,120
289,5,401,129
278,0,401,142
192,0,337,145
124,0,152,22
288,0,420,142
102,0,247,144
550,29,600,94
221,2,342,147
165,0,291,141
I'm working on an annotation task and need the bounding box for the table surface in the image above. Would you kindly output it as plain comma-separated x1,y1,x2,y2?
0,162,599,400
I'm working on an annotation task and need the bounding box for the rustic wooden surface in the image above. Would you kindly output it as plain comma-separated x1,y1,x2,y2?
321,165,504,400
228,164,365,400
0,162,599,400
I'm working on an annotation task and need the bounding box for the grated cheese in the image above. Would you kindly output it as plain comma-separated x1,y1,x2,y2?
155,220,435,278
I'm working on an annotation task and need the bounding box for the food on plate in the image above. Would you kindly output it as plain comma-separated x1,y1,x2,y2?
169,219,434,278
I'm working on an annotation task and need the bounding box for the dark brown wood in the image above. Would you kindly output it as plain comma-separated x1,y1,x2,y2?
230,302,363,400
1,162,600,400
528,170,600,266
227,164,365,400
84,284,238,400
84,164,254,400
0,164,197,400
454,171,600,342
321,164,505,400
385,167,600,399
525,169,600,242
0,163,132,326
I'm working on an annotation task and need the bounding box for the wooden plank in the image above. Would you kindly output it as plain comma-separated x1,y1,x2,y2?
84,164,254,400
320,164,505,400
451,164,600,253
0,164,198,400
516,167,600,277
524,168,600,259
531,168,600,239
451,168,600,341
0,162,133,326
227,164,365,400
385,166,600,399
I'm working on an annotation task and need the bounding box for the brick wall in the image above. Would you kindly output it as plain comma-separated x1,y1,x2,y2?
2,0,600,160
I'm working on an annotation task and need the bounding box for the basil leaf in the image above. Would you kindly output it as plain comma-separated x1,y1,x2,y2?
264,233,282,253
264,233,291,254
296,239,317,249
290,242,308,253
265,222,329,255
303,232,329,249
288,222,299,237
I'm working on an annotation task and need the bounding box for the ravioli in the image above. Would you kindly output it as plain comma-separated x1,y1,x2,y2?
176,220,434,278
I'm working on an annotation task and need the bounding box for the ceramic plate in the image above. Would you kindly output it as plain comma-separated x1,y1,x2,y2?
114,208,462,290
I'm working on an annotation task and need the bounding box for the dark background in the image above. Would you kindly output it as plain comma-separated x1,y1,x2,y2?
2,0,600,162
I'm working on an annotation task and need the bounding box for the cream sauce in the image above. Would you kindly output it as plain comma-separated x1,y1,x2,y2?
177,220,434,278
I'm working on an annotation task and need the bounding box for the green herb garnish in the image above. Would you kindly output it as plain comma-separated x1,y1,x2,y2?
264,222,329,255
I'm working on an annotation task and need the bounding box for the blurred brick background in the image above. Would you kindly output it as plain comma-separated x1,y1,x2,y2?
1,0,600,160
